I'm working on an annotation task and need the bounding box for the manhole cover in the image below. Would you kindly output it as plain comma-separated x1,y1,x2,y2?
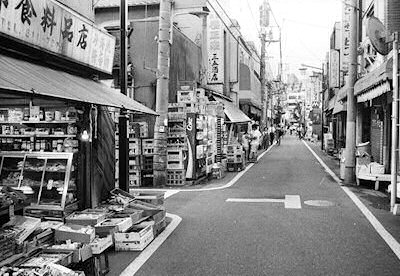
304,200,335,207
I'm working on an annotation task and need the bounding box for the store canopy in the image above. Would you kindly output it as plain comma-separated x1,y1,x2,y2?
333,94,347,114
212,95,251,124
0,54,157,115
239,90,262,109
353,57,394,104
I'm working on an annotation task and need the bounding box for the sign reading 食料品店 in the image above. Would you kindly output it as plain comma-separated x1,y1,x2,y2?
207,12,224,84
0,0,115,74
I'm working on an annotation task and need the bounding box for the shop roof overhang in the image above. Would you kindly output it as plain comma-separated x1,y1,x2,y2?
211,94,251,124
238,90,262,109
0,54,158,116
352,57,394,103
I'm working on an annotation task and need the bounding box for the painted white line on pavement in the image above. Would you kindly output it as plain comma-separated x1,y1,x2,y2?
303,140,400,261
226,198,284,203
120,213,182,276
226,195,302,209
285,195,302,209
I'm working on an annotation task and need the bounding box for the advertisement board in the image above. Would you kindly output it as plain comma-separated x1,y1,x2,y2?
207,12,224,84
0,0,115,74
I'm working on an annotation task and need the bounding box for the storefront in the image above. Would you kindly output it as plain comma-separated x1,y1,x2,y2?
354,58,393,171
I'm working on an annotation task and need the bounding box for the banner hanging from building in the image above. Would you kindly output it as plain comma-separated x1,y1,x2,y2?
330,49,340,88
0,0,115,74
207,12,224,84
341,0,351,74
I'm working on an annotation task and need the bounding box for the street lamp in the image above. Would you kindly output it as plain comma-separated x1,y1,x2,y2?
300,64,325,150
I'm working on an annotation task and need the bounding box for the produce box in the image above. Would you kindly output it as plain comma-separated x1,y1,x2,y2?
114,224,154,252
44,243,92,263
110,209,143,224
55,224,95,244
90,235,113,255
2,216,41,244
151,209,166,224
20,252,73,268
95,217,132,233
66,211,107,226
131,191,165,206
128,200,166,217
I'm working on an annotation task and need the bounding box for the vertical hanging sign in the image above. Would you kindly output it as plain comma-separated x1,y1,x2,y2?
207,12,224,84
341,0,351,75
330,49,340,88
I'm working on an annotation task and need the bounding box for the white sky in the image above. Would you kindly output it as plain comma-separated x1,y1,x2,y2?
219,0,342,78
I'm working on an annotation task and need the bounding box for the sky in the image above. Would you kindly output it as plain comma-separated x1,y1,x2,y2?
218,0,342,79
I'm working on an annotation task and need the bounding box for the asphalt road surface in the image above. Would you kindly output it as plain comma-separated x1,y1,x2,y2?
134,135,400,276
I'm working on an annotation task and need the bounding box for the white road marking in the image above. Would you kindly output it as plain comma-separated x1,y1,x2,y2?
120,213,182,276
303,140,400,261
226,195,302,209
284,195,302,209
226,198,284,203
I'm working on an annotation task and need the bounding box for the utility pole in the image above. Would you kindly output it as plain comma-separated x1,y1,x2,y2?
391,32,399,212
343,0,358,184
260,32,267,131
259,0,269,131
153,0,172,186
119,0,129,191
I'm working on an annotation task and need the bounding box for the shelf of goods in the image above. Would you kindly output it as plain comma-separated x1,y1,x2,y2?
0,152,77,218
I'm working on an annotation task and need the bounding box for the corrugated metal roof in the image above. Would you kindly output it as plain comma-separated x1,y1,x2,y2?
0,54,157,115
95,0,160,8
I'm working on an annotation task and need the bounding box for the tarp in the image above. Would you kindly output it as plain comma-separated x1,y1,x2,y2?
0,54,157,115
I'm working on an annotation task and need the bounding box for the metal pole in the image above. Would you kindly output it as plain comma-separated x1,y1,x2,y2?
391,32,399,212
321,64,324,150
260,32,267,131
118,0,129,191
343,0,358,184
153,0,171,186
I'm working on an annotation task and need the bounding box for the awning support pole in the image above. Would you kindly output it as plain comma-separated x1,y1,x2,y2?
391,32,399,213
119,0,129,191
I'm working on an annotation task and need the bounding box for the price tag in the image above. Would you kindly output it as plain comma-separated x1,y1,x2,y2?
47,179,54,190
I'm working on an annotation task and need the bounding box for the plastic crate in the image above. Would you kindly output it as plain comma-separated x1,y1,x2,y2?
167,160,185,170
129,175,141,187
142,139,154,155
167,170,186,186
227,162,244,172
142,156,153,171
129,138,141,156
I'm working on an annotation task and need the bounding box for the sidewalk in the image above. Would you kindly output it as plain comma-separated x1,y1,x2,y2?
305,139,400,246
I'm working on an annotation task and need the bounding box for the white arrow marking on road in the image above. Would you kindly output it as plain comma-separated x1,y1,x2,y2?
226,195,302,209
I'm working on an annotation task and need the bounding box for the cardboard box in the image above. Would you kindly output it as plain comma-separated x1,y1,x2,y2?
65,212,107,226
132,191,165,206
3,216,41,244
128,200,166,217
44,243,92,263
111,209,143,224
55,224,95,244
95,217,132,233
90,235,113,255
151,209,166,224
114,225,154,251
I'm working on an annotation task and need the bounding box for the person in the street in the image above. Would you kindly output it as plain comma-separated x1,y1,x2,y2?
275,125,282,146
262,127,269,149
241,130,250,163
249,124,262,162
269,124,276,145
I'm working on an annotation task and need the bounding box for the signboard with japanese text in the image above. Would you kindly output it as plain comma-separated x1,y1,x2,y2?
330,49,340,88
207,12,224,84
341,0,351,74
0,0,115,74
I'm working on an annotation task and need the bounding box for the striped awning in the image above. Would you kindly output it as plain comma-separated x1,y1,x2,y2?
357,81,391,103
212,95,251,124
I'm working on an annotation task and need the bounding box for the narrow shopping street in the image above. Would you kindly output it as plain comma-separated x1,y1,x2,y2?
130,135,400,276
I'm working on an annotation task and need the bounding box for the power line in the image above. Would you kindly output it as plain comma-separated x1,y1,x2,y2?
245,0,261,37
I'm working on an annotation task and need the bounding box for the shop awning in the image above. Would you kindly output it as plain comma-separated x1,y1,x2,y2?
239,90,262,109
357,81,391,103
0,54,157,115
336,85,348,102
213,95,251,123
353,57,395,104
333,94,347,114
